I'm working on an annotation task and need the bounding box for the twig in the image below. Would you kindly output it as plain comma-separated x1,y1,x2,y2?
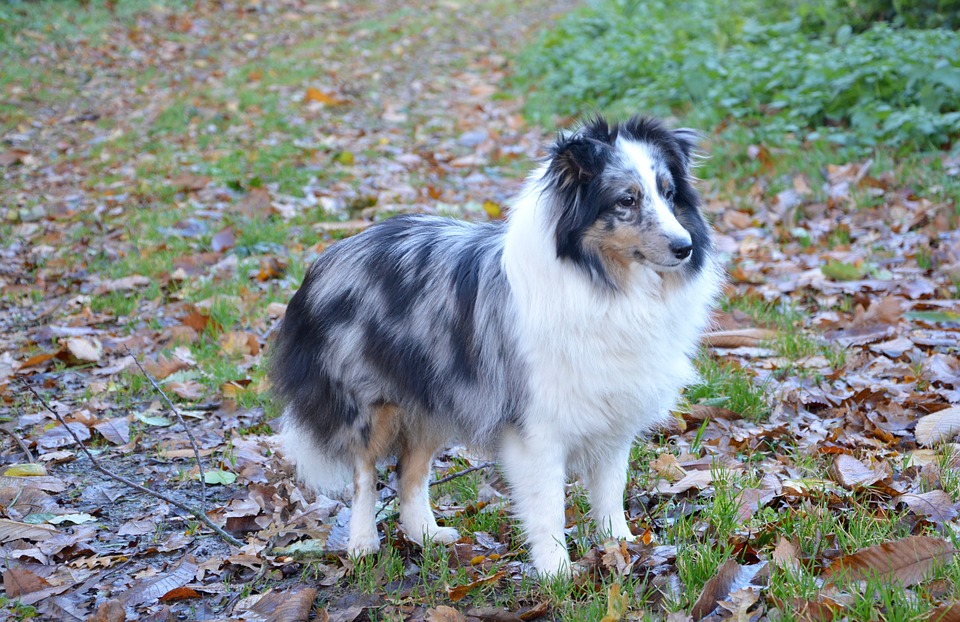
21,380,243,548
430,461,496,487
124,345,207,515
376,461,497,520
3,410,35,462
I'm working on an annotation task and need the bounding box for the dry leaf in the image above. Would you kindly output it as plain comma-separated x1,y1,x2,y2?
717,587,759,622
898,490,958,524
690,559,765,620
304,87,345,105
928,603,960,622
0,518,58,542
650,453,686,481
118,554,199,607
823,536,955,586
599,583,629,622
655,469,713,495
94,416,131,445
64,337,103,364
447,570,506,602
771,537,801,572
427,605,466,622
830,454,884,489
3,568,51,597
916,407,960,447
703,328,777,348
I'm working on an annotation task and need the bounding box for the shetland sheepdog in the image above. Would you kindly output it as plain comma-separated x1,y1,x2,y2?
270,116,721,576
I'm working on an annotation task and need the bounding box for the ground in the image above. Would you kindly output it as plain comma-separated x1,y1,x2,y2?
2,0,960,621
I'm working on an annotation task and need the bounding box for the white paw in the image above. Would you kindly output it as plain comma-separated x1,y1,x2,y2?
347,532,380,557
531,549,572,579
427,526,460,545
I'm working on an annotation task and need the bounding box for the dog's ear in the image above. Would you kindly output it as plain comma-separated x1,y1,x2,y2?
550,136,606,184
671,128,702,171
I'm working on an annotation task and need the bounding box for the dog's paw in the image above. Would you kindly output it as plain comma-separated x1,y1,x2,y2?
347,533,380,557
426,526,460,545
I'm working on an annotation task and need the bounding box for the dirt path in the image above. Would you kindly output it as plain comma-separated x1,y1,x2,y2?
1,1,575,619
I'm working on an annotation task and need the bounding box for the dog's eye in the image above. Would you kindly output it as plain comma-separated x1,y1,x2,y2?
617,195,636,207
663,186,675,201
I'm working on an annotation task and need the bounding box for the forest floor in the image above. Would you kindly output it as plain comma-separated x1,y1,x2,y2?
2,0,960,621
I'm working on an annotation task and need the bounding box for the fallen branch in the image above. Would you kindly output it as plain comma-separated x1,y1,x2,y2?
124,346,207,515
430,461,497,487
21,380,243,548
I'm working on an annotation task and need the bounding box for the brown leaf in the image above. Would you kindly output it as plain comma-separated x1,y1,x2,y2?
687,404,741,421
304,87,345,106
703,328,777,348
245,586,318,621
118,554,198,607
17,350,60,370
691,559,765,620
823,536,955,586
916,407,960,447
650,453,686,482
464,607,525,622
427,605,466,622
928,603,960,622
219,331,260,356
0,518,58,542
211,227,236,253
717,587,759,622
0,149,30,167
767,595,837,622
63,337,103,364
90,599,126,622
93,416,131,445
830,454,884,489
655,469,713,495
771,537,800,572
167,380,204,401
898,490,958,524
168,174,209,192
447,570,506,602
159,586,200,602
37,422,91,449
3,568,51,597
144,354,192,380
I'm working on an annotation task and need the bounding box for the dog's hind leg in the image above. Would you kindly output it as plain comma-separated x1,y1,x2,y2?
347,403,400,557
398,428,459,546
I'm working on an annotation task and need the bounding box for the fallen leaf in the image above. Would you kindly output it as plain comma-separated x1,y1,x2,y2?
3,568,51,597
703,328,777,348
717,587,759,622
159,586,200,602
118,554,199,607
691,559,765,620
928,603,960,622
655,469,713,495
447,570,506,602
897,490,958,524
0,149,30,167
244,585,318,621
0,518,58,542
211,227,235,253
94,416,131,445
3,464,47,477
599,583,629,622
427,605,467,622
771,537,800,572
203,470,237,485
37,422,91,449
304,87,345,105
823,535,955,586
64,337,103,364
830,454,884,489
916,407,960,447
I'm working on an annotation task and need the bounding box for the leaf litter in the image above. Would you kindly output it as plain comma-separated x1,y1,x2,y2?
2,0,960,619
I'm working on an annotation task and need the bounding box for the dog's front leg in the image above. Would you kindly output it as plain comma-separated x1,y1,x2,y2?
583,442,635,541
499,428,571,577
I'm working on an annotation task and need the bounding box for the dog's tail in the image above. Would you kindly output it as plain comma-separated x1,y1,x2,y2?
279,408,354,499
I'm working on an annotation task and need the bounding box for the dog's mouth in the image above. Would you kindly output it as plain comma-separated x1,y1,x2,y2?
632,250,687,270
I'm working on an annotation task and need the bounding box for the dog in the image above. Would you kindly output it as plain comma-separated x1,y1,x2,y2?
270,115,722,577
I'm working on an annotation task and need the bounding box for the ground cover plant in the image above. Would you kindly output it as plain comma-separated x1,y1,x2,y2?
1,0,959,620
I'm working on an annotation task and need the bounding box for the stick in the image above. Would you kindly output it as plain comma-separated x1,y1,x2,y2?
376,461,497,520
21,380,243,548
430,461,496,487
3,410,35,462
124,346,207,516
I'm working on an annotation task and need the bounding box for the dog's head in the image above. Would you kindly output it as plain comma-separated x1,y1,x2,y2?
545,116,711,289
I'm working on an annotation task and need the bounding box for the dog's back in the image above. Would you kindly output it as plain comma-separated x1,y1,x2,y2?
270,215,524,494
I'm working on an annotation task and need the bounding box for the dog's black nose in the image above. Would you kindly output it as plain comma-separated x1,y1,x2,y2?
670,240,693,260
